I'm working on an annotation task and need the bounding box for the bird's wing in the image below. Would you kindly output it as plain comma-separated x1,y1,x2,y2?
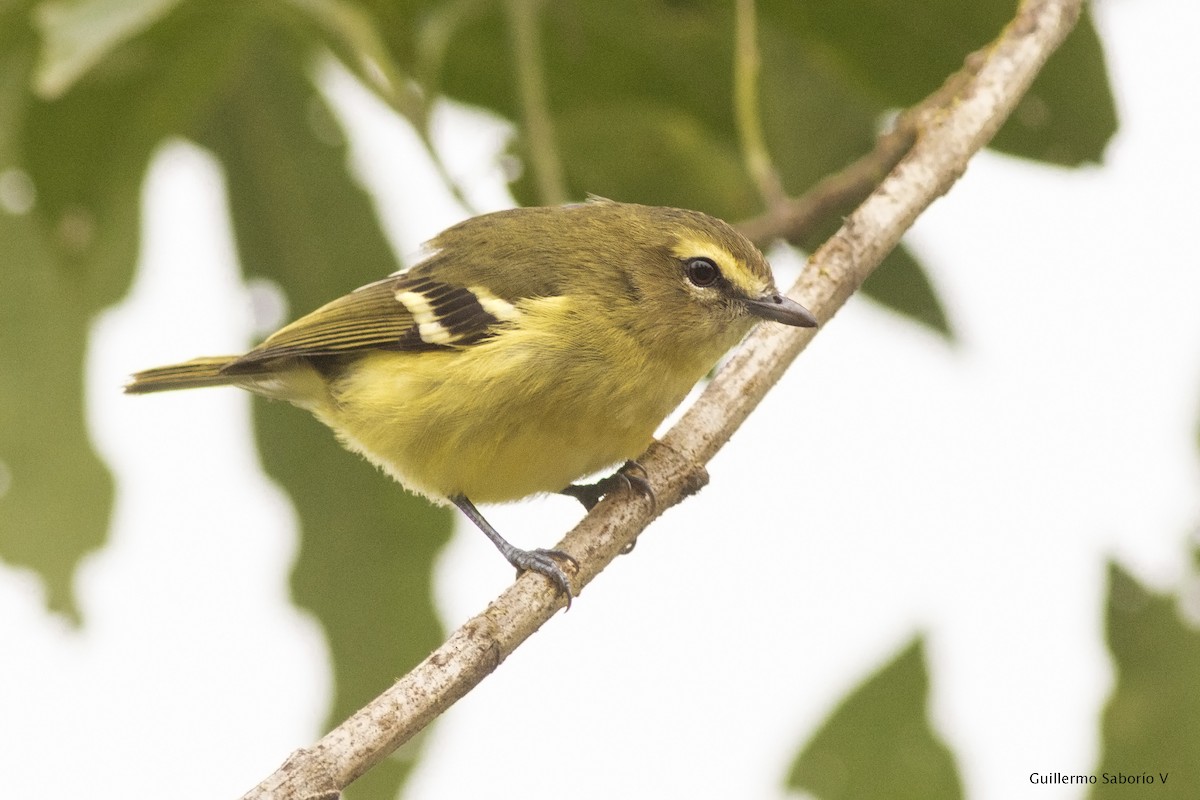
223,272,521,373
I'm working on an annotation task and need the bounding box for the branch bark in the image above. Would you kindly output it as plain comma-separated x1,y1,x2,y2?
241,0,1084,796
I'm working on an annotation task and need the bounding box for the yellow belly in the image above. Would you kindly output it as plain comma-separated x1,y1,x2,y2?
315,332,711,504
282,288,751,504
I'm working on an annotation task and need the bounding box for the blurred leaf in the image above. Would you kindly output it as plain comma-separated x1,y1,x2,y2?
758,19,879,198
761,0,1009,108
24,0,253,308
1091,563,1200,799
990,5,1116,166
276,0,424,124
0,212,113,618
429,0,751,213
191,38,451,800
0,7,35,158
761,0,1114,166
785,637,963,800
863,245,951,337
32,0,185,98
555,100,757,215
0,5,113,619
0,0,253,616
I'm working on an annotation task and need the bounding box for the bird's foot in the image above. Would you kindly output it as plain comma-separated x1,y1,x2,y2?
506,547,579,609
560,460,656,513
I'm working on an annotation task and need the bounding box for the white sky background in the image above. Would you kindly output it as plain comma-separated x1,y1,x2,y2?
2,0,1199,798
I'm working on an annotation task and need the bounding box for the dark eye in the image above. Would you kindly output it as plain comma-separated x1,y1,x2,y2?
685,257,719,287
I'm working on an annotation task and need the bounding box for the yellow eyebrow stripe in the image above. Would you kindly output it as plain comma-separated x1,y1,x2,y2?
669,233,767,297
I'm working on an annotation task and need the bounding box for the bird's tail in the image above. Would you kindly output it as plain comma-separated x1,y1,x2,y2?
124,356,241,394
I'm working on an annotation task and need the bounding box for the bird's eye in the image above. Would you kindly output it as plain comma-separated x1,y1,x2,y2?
685,257,719,287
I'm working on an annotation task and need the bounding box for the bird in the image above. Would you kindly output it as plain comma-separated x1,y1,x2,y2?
126,199,817,605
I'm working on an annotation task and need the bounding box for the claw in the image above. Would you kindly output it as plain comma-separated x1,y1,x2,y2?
509,548,579,609
561,460,656,513
619,461,656,514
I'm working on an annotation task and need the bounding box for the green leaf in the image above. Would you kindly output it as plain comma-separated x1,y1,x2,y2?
191,39,451,800
785,637,963,800
760,0,1115,166
1091,563,1200,799
989,5,1116,166
0,7,36,159
274,0,425,124
430,0,747,209
32,0,186,99
554,100,758,220
0,0,257,616
761,0,1010,109
758,19,880,199
863,245,951,337
24,0,254,308
0,211,113,618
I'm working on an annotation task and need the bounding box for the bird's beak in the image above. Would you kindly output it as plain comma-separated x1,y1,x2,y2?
743,292,818,327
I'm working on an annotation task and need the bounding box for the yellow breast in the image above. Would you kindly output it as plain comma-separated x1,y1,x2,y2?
315,296,732,504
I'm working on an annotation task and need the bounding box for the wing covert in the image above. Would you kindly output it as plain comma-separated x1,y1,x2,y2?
224,274,520,372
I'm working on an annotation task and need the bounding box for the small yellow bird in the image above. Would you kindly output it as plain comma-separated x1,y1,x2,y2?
127,199,816,603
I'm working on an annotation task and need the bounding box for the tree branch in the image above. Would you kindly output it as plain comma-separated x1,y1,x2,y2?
240,0,1084,796
735,42,974,249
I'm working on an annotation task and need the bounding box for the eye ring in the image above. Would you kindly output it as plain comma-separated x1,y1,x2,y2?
685,257,719,287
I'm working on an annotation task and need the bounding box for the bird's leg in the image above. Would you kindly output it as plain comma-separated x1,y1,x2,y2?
451,495,578,608
560,460,656,514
